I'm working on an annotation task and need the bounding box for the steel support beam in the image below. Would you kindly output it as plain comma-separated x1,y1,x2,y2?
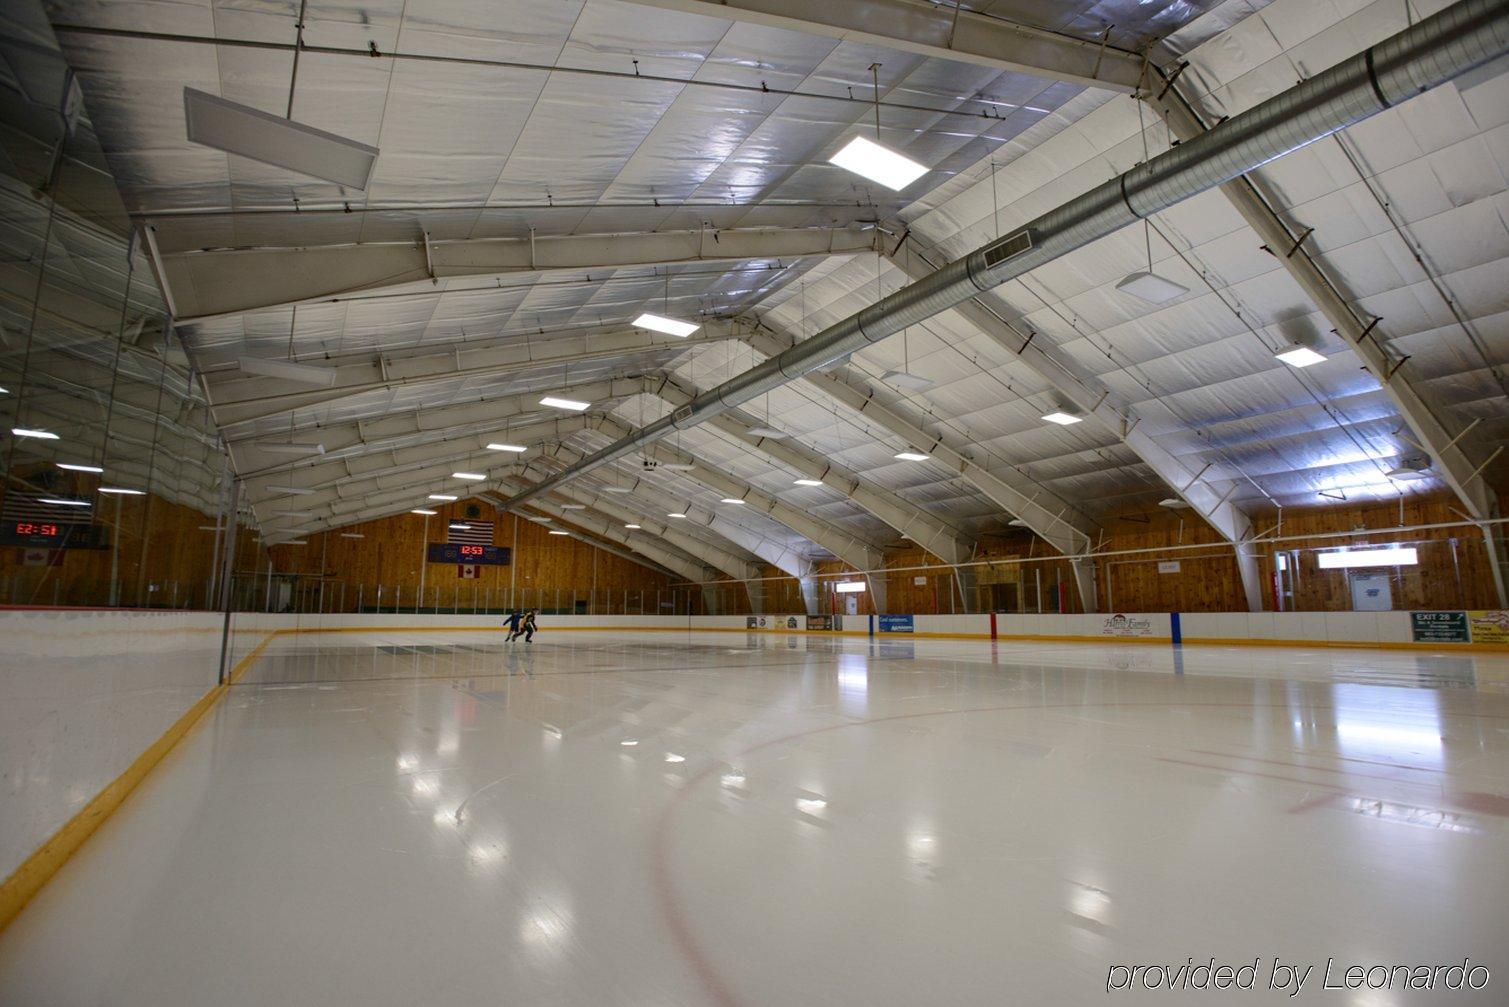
1145,77,1504,604
619,0,1144,92
647,374,977,564
881,242,1266,611
208,320,748,427
160,226,877,321
742,323,1099,609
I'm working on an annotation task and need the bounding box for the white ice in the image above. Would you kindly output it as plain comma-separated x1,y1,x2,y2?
2,631,1506,1005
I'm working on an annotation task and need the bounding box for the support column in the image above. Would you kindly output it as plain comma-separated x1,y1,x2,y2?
1070,557,1098,613
1235,545,1264,613
798,577,822,616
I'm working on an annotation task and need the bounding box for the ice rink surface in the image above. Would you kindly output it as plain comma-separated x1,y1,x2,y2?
2,630,1507,1005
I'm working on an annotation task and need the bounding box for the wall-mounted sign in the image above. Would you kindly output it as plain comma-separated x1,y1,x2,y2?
426,543,510,566
1158,561,1181,574
1468,610,1509,645
1410,611,1468,643
913,575,928,585
806,615,843,631
879,614,914,633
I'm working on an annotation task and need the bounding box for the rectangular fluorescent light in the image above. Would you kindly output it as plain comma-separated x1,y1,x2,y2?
1385,464,1430,481
1008,518,1029,526
183,87,378,189
624,524,641,529
486,443,526,453
531,517,552,523
340,533,365,539
1274,345,1327,368
894,451,929,462
794,478,823,486
39,497,90,506
745,426,785,438
1158,498,1190,509
540,396,590,411
881,370,934,391
660,462,696,472
720,498,746,505
1041,411,1083,426
12,428,58,440
411,509,437,516
451,472,486,481
1115,271,1189,304
280,539,309,546
632,313,699,338
448,523,470,530
548,529,570,535
237,357,337,387
57,463,103,473
428,493,458,501
828,135,928,191
254,440,325,455
834,581,866,593
667,512,687,518
603,486,632,494
1317,547,1418,569
198,525,222,531
560,503,586,510
99,488,145,496
265,484,314,496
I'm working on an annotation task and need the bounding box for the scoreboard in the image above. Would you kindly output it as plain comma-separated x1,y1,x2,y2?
0,522,108,549
426,543,511,566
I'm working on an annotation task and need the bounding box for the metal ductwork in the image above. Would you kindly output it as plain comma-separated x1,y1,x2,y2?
492,0,1509,515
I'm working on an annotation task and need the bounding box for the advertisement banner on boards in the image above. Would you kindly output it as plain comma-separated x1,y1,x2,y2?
1467,610,1509,645
806,615,843,632
1410,611,1469,643
879,614,914,633
1100,614,1155,637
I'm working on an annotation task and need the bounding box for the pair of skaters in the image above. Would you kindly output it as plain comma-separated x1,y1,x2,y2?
504,609,537,643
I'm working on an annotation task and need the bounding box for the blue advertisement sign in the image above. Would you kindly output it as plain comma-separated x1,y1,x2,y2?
878,614,914,633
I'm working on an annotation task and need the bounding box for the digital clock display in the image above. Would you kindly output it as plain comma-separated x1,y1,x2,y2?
460,545,483,557
426,543,511,566
14,522,61,538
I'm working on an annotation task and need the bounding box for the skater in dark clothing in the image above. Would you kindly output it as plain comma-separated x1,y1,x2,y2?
521,609,537,643
504,609,523,642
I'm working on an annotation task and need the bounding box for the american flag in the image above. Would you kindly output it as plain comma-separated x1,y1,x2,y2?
447,519,493,547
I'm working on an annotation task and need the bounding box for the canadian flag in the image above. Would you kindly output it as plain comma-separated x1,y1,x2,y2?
458,564,478,579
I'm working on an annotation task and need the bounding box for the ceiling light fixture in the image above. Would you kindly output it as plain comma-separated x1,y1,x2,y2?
540,395,590,411
12,428,58,440
428,493,457,501
1115,271,1189,304
452,472,486,482
1158,498,1190,509
98,488,145,496
57,463,103,474
560,504,586,510
894,451,929,462
486,443,526,453
1317,547,1419,569
667,512,687,519
834,581,867,593
1274,344,1327,368
1385,457,1432,481
1041,411,1084,426
236,357,337,387
829,135,927,191
39,497,90,507
411,509,437,516
624,523,641,529
340,533,365,539
448,523,471,531
254,440,325,456
548,529,570,536
183,87,378,189
793,478,823,487
881,369,934,391
660,462,696,472
632,312,699,338
603,485,633,494
1008,518,1029,527
720,498,746,505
